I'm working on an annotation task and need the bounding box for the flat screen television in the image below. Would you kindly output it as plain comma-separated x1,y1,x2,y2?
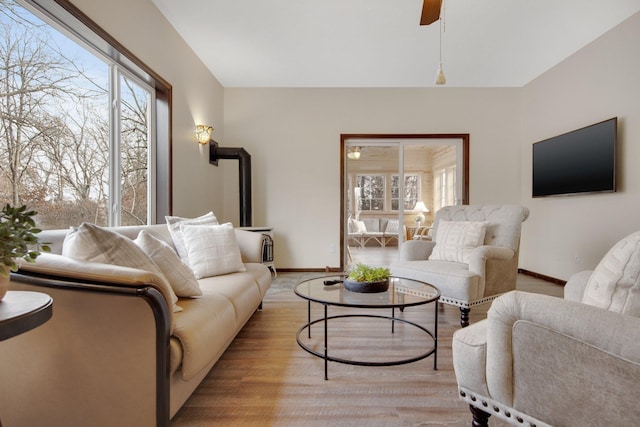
532,117,617,197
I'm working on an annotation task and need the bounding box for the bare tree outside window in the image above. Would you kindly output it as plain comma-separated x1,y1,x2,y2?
0,0,151,228
391,175,419,211
356,175,384,211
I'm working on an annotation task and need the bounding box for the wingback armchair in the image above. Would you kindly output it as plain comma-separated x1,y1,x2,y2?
452,231,640,426
391,205,529,327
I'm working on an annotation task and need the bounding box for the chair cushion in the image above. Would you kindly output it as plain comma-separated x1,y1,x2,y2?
354,220,367,233
582,231,640,317
429,220,487,263
391,260,481,303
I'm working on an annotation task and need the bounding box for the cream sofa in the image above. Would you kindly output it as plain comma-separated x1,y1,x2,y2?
453,230,640,426
0,224,271,427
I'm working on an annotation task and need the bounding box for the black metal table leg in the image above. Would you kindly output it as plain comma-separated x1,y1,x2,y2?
391,307,395,333
324,304,328,380
307,300,311,338
434,300,438,370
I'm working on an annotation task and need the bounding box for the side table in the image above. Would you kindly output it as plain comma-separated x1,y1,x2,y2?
0,291,53,341
0,291,53,427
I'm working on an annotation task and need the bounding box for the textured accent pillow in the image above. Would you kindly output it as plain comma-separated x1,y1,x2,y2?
429,220,487,264
355,220,367,233
165,212,219,261
62,223,181,312
134,230,202,298
180,222,247,279
582,231,640,317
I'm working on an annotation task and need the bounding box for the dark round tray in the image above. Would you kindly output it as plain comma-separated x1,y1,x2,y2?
343,278,389,293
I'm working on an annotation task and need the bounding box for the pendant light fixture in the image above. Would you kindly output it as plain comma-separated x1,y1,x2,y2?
435,1,446,85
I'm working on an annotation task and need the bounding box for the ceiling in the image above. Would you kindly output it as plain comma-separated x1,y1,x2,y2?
152,0,640,88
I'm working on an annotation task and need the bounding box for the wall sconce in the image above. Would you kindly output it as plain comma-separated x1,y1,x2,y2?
196,125,213,144
347,147,361,160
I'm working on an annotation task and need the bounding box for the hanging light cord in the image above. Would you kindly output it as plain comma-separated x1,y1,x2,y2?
440,0,446,64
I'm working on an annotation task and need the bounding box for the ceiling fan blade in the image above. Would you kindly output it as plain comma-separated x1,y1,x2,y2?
420,0,442,26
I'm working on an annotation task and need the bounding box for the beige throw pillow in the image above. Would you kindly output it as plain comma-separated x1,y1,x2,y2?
429,220,487,264
134,230,202,298
165,212,219,261
62,223,181,312
180,222,247,279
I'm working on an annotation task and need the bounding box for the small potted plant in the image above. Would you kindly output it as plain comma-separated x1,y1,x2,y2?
0,204,49,300
344,263,391,293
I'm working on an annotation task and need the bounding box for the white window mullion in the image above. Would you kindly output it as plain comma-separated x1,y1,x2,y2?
109,65,121,226
147,89,156,224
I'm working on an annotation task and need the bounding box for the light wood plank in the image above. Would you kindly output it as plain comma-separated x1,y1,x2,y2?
171,274,562,426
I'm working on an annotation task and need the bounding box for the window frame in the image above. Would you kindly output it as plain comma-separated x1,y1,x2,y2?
355,174,385,212
391,174,420,211
19,0,172,224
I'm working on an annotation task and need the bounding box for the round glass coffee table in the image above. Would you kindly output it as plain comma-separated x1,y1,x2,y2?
294,275,440,380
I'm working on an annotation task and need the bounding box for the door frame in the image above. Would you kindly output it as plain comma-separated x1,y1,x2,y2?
340,133,470,270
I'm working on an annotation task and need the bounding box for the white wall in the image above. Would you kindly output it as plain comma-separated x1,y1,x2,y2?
224,88,522,268
72,1,640,274
71,0,227,219
520,12,640,280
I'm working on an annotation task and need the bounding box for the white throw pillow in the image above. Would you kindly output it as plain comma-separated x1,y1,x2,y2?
165,212,219,261
180,222,247,279
429,220,487,264
355,220,367,234
62,223,181,312
134,230,202,298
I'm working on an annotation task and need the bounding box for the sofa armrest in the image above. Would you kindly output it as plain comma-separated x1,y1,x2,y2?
234,229,266,263
3,270,170,427
18,253,177,329
486,291,640,406
564,270,592,302
467,246,516,297
398,240,436,261
468,246,514,272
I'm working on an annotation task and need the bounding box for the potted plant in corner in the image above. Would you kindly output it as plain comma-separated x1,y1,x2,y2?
0,204,49,301
344,263,391,293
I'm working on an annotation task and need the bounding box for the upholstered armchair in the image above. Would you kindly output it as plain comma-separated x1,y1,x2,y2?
452,231,640,427
391,205,529,327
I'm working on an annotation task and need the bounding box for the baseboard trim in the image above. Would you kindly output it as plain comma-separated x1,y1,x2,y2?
279,267,568,285
518,269,566,286
277,267,342,273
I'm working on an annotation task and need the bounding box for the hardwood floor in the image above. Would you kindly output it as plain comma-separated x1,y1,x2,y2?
170,274,563,427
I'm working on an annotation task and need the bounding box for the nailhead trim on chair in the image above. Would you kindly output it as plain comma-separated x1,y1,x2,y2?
458,388,550,427
439,294,503,308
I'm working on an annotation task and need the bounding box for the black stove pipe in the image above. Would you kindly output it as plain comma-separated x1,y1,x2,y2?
209,141,252,227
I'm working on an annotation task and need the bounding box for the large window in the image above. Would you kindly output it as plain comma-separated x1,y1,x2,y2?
0,0,170,228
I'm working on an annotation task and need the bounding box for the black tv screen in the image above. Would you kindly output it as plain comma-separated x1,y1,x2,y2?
532,118,617,197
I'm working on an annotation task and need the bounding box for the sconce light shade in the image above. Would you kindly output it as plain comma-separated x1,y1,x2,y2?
196,125,213,144
347,147,361,160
